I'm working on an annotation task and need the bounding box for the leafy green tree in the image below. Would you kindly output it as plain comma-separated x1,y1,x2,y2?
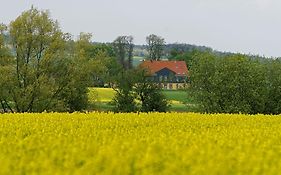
135,70,169,112
111,69,169,113
75,33,121,87
189,52,218,113
191,53,268,114
146,34,165,60
4,7,90,112
112,70,137,112
214,55,266,114
61,38,92,112
99,53,122,87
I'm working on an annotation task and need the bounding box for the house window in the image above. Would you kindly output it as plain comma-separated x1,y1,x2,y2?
159,75,163,82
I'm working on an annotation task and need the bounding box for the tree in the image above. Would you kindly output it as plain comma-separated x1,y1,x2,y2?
59,33,94,112
74,33,120,88
87,50,117,87
3,7,90,112
190,52,268,114
189,52,218,113
111,70,137,112
134,70,169,112
112,36,134,70
146,34,165,60
111,69,169,113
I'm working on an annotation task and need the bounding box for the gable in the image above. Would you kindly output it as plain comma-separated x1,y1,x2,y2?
155,67,176,76
139,60,188,76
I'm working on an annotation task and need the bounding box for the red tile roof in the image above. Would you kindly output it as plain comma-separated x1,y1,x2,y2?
139,60,188,76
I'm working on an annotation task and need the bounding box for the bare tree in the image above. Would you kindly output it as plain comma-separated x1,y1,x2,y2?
113,35,134,69
146,34,165,61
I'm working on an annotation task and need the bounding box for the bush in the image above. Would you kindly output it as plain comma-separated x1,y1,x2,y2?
112,69,169,113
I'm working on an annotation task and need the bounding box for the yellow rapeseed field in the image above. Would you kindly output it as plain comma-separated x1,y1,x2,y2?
0,113,281,174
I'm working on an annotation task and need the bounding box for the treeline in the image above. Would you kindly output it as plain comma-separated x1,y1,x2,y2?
134,43,240,59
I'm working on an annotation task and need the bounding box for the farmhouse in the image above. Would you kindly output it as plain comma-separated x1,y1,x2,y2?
139,60,189,90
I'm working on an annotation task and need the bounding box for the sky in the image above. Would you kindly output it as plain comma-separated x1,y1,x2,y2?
1,0,281,57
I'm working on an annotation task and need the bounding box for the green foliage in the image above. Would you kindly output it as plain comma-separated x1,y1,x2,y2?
0,24,14,112
87,43,115,58
134,70,169,112
191,52,281,114
264,59,281,114
76,33,121,87
112,70,137,112
138,86,169,112
57,55,91,112
91,51,122,87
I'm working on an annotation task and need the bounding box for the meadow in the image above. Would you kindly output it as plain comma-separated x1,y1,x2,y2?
1,112,281,174
88,88,195,112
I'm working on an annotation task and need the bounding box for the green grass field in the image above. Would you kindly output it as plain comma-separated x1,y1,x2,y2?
162,90,192,103
88,88,115,102
88,88,196,112
1,112,281,174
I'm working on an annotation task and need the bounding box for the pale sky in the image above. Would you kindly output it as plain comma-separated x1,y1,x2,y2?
1,0,281,57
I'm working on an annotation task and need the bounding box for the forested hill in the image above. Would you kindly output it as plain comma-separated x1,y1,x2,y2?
133,43,277,60
133,43,240,58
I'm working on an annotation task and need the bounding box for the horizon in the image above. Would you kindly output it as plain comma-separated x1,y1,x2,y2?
1,0,281,57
